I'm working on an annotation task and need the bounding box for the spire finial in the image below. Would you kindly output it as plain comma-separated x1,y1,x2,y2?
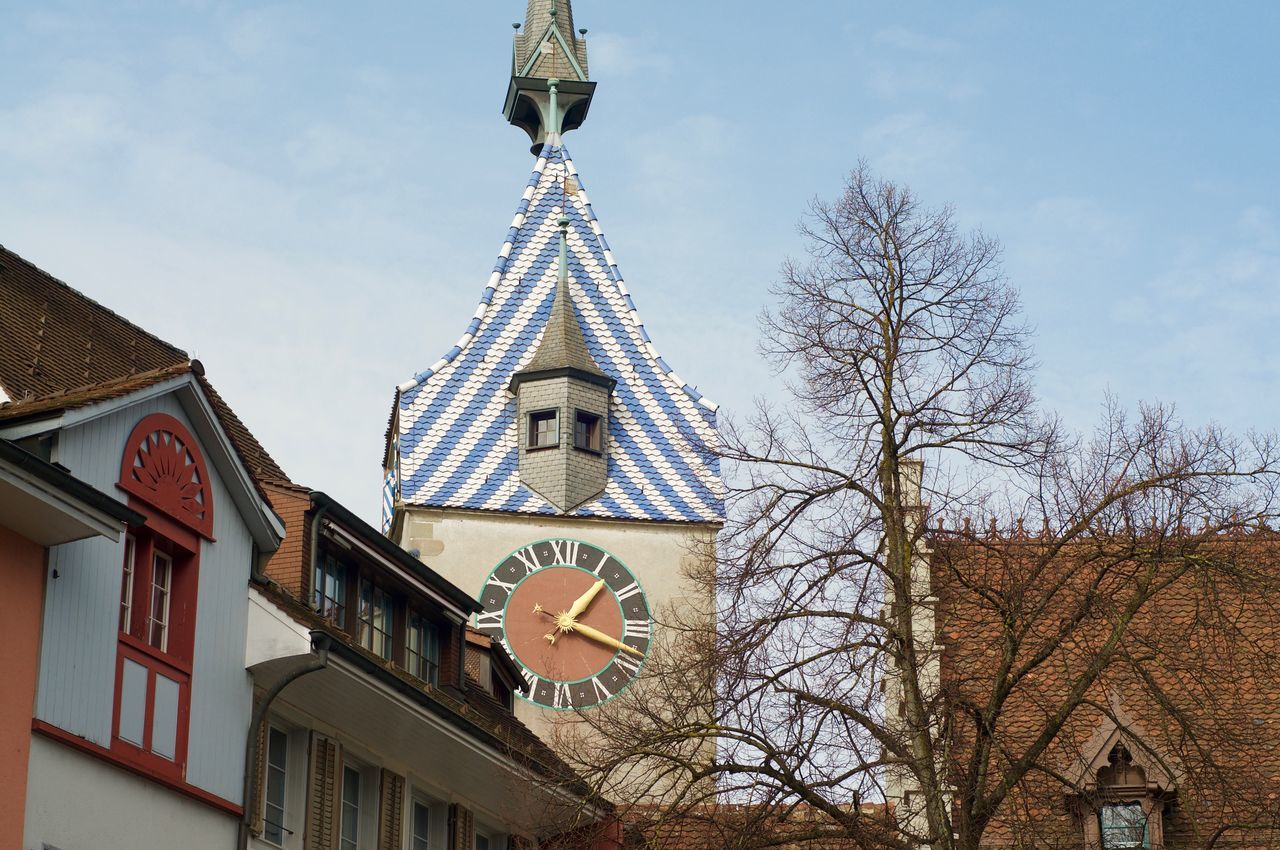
506,1,596,153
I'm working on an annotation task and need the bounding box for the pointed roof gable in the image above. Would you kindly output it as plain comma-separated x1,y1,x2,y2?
394,145,723,524
513,216,611,386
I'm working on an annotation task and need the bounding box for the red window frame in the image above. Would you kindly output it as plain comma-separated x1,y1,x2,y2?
112,413,212,782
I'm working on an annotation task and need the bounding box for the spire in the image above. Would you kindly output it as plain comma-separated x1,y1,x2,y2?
504,1,596,153
513,215,612,386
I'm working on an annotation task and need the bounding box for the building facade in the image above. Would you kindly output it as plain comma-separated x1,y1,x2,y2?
383,0,724,740
1,244,619,849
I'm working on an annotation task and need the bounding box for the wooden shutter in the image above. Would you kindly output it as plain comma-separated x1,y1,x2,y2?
450,803,475,850
305,732,342,850
377,768,405,850
247,716,268,836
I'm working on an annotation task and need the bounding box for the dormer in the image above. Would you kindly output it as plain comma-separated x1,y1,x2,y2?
509,214,614,513
464,628,526,711
1067,704,1181,849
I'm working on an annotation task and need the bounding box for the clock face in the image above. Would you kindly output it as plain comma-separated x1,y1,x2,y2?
476,539,650,709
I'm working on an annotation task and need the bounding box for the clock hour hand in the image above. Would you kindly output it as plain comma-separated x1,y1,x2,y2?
568,620,645,659
565,579,606,620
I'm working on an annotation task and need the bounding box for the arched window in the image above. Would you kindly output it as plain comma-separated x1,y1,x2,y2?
112,413,213,780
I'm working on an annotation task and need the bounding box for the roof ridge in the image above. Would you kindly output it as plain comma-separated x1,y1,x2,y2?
0,360,193,412
0,243,189,363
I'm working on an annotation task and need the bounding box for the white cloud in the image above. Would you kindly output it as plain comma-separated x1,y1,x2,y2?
588,32,673,77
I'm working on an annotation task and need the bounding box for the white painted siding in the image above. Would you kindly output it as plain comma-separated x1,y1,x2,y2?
24,735,237,850
35,392,255,803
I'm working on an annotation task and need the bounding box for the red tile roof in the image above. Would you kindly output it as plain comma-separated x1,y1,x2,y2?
0,243,290,485
0,244,188,401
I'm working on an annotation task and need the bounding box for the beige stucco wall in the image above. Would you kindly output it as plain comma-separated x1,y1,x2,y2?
398,505,718,742
24,735,237,850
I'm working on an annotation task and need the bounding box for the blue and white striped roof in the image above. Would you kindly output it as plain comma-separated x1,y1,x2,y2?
393,144,724,524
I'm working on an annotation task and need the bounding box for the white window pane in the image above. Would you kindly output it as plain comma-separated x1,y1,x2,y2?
119,658,148,746
151,673,180,760
264,727,288,845
340,767,360,850
411,801,430,850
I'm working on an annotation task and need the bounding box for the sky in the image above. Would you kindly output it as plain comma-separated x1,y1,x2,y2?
2,2,1277,523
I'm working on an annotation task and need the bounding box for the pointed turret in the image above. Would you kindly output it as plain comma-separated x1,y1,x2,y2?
504,0,596,153
510,215,614,513
513,216,611,385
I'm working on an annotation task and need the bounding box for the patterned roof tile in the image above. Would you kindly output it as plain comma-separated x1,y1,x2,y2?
394,144,723,523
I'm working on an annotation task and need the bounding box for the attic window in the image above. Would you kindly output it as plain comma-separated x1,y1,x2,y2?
574,410,602,453
527,410,558,450
1100,804,1148,849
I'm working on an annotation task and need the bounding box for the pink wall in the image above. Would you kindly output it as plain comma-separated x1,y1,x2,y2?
0,523,45,849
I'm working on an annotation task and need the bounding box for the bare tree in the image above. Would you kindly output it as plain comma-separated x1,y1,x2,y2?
568,165,1280,850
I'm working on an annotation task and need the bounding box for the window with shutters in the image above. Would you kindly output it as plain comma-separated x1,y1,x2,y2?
340,764,362,850
411,799,432,850
111,413,211,782
263,726,289,846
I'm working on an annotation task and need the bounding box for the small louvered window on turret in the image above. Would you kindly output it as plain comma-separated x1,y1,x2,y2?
527,410,559,449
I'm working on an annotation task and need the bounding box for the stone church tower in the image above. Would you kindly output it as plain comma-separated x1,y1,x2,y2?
383,2,723,740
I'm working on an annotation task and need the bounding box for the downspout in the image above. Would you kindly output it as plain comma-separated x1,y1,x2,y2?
237,634,330,850
238,500,333,849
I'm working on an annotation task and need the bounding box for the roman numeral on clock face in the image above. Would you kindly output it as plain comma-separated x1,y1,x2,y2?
553,682,572,710
476,609,504,631
615,581,642,602
613,651,641,676
486,576,518,594
547,538,579,565
623,619,649,640
511,545,542,573
590,677,612,704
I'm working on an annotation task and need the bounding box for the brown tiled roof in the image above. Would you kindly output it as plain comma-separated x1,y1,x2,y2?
0,361,194,422
622,804,896,850
0,244,188,401
932,535,1280,849
0,243,290,486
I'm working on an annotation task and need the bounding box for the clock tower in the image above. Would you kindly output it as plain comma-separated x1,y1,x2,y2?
383,2,723,740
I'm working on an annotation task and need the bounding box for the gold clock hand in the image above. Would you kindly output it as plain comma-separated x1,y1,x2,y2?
565,579,606,620
567,620,645,659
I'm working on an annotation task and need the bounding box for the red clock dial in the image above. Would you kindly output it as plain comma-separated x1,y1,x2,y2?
504,566,622,682
476,539,651,709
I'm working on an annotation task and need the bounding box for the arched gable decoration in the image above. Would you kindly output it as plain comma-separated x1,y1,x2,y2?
119,413,214,539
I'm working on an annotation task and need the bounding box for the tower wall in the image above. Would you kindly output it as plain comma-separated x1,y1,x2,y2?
396,504,718,742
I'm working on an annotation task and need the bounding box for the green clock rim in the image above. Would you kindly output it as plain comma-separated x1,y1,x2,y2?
476,537,651,710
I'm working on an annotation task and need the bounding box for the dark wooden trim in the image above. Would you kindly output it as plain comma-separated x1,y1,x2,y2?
32,719,241,817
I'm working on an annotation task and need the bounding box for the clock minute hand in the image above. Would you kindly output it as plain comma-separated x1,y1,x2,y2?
568,620,645,659
565,579,606,620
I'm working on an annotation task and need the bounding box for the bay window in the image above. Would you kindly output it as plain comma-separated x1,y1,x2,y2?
111,413,213,782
